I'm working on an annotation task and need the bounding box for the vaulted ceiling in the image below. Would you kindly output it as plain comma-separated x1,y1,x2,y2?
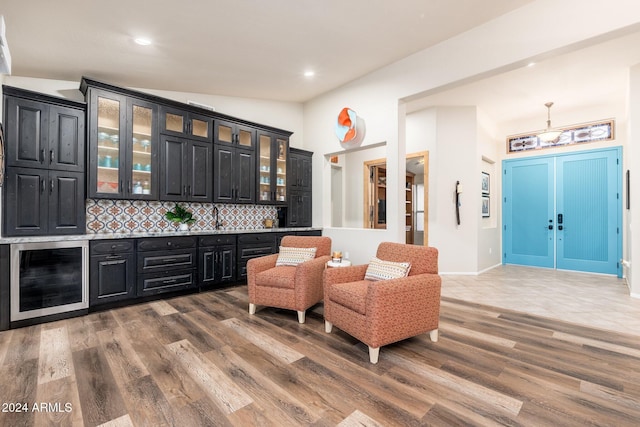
2,0,533,102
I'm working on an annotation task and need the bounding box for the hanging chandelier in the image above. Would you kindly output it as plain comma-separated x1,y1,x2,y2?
537,102,563,143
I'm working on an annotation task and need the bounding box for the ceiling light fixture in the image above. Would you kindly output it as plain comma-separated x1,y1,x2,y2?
134,37,152,46
537,102,563,143
304,70,315,78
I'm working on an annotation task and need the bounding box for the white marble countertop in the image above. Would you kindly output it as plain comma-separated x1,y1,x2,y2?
0,227,322,244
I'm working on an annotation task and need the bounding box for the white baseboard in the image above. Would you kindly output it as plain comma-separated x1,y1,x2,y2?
440,263,502,276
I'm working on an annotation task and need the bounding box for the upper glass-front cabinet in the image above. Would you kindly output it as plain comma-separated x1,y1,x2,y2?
94,95,121,196
257,132,288,204
159,106,212,142
89,90,158,199
214,119,256,149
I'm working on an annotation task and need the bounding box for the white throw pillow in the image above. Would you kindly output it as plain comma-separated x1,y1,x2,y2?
275,246,317,266
364,257,411,281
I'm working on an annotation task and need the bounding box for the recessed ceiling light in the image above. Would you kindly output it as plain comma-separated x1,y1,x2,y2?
304,70,315,78
134,38,152,46
527,62,536,67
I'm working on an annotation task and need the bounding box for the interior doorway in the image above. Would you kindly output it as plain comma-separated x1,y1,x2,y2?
362,151,429,245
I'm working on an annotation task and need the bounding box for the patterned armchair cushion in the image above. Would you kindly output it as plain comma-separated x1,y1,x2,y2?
255,266,297,289
364,257,411,281
329,280,369,315
275,246,317,266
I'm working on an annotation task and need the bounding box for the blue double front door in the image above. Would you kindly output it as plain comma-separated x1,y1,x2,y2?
502,147,621,277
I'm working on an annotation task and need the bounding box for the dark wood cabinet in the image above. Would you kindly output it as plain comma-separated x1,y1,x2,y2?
4,165,85,236
199,235,236,288
289,148,312,191
289,190,312,227
160,134,212,202
160,105,212,143
136,236,198,297
2,87,86,237
287,148,313,227
213,144,255,204
257,131,290,204
90,240,136,306
215,119,255,149
85,88,159,200
4,91,84,173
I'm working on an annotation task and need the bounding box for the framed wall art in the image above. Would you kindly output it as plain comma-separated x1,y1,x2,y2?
481,172,490,195
482,196,490,217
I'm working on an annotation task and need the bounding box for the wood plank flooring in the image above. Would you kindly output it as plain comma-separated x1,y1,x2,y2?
1,286,639,426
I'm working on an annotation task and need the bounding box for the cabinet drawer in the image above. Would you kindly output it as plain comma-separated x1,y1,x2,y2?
199,234,236,247
91,239,135,255
237,233,275,245
137,270,196,296
238,245,274,259
137,236,197,252
137,249,196,273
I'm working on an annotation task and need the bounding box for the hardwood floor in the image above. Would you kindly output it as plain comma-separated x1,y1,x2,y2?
1,285,640,426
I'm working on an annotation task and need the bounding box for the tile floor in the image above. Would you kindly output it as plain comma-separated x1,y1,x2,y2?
441,265,640,337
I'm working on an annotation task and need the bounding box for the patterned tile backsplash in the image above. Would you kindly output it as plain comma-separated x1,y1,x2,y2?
86,199,278,234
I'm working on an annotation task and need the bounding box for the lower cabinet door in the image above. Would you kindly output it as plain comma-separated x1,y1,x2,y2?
199,245,235,289
137,269,197,296
48,170,86,234
3,167,48,236
218,246,235,282
199,248,217,286
90,253,136,305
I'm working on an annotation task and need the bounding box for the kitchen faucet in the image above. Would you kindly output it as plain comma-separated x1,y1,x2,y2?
213,206,222,230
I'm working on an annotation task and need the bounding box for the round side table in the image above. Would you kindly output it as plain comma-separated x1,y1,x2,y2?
326,260,352,268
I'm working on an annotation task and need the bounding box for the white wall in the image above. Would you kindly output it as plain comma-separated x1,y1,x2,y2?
629,64,640,296
304,0,640,274
478,109,501,272
431,107,479,273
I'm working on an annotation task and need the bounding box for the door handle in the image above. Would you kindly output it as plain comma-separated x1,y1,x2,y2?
557,213,563,224
50,150,55,164
548,225,553,230
50,179,53,195
40,149,45,163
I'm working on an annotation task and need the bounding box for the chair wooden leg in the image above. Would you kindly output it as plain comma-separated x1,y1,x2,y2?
368,346,380,364
325,321,333,333
249,303,256,315
297,310,306,323
429,329,439,342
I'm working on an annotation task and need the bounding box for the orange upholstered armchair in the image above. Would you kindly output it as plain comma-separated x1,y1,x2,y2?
247,235,331,323
323,242,441,363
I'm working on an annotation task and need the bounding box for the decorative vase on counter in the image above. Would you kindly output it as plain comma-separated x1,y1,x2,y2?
179,223,189,231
